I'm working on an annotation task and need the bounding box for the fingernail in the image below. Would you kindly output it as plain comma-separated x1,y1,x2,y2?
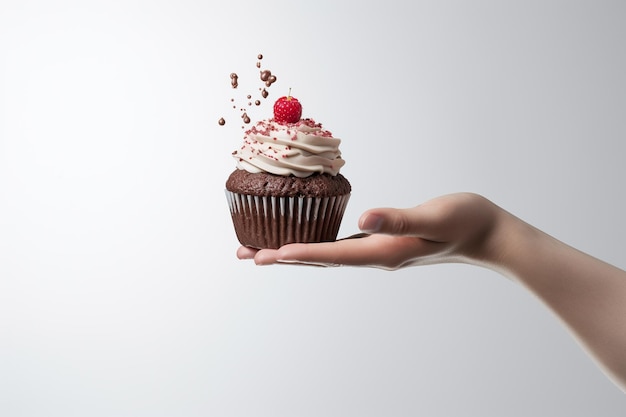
359,213,383,233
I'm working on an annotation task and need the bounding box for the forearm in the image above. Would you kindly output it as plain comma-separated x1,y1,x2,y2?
484,208,626,391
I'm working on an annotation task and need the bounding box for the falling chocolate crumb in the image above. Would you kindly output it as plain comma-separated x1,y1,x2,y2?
220,54,279,131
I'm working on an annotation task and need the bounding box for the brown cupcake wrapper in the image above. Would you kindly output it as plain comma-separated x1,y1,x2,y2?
225,191,350,249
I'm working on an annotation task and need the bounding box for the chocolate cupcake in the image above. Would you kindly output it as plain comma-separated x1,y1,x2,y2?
225,94,351,249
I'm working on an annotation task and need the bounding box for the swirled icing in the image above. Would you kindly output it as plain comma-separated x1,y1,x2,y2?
232,118,345,178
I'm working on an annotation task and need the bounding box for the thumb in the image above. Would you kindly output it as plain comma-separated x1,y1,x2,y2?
359,207,422,236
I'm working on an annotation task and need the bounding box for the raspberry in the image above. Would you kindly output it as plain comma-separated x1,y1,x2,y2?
273,93,302,124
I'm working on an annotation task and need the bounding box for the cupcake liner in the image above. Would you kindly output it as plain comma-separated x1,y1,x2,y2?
225,191,350,249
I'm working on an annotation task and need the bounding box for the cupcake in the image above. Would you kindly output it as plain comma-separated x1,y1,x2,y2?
225,94,351,249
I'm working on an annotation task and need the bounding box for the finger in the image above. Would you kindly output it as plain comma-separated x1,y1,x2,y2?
358,207,432,237
237,246,259,259
249,234,368,266
253,243,337,266
256,234,441,270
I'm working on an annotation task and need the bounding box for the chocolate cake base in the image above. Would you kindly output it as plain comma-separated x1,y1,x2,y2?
226,169,351,197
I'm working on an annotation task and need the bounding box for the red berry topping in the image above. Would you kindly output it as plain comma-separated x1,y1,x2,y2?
273,93,302,124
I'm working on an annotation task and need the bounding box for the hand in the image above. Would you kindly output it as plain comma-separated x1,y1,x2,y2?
236,192,626,391
237,193,503,269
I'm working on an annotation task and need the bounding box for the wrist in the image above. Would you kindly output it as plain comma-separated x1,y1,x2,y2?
462,200,535,276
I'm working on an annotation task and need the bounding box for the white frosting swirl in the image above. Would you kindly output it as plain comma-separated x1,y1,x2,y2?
232,118,345,178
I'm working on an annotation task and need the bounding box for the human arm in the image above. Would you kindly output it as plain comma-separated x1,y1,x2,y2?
237,192,626,391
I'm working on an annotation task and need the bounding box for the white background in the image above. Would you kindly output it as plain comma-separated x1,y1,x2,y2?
1,1,625,416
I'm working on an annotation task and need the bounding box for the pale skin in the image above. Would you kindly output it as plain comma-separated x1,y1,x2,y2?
237,192,626,392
